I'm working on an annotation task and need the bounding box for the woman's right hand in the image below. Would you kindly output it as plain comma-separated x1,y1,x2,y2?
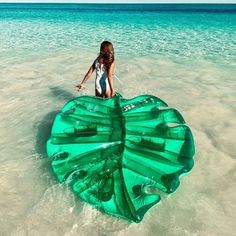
75,83,83,91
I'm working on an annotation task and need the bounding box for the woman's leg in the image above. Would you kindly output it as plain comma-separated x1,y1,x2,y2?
104,83,111,98
95,89,104,98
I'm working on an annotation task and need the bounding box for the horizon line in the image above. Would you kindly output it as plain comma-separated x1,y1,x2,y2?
1,2,236,3
1,0,236,4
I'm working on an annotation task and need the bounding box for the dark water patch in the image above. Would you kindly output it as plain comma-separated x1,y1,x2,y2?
50,86,76,101
0,3,236,14
34,110,59,185
35,110,58,156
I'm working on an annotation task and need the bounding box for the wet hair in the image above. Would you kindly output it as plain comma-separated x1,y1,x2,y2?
98,41,115,71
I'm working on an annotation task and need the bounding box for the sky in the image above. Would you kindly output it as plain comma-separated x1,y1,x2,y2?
1,0,236,3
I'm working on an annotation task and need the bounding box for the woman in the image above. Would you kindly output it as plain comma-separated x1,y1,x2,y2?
76,41,115,98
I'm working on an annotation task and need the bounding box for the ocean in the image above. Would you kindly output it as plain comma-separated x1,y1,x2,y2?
0,3,235,236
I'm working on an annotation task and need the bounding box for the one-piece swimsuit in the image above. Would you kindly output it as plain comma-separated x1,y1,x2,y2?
94,59,110,96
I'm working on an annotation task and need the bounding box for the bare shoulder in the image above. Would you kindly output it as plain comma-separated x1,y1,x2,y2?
94,56,99,64
92,57,99,68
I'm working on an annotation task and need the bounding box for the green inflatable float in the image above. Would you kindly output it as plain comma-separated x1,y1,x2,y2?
46,93,195,222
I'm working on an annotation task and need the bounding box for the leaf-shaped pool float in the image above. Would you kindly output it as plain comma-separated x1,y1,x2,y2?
46,93,195,223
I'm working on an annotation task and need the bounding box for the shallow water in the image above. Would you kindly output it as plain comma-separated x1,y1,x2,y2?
0,4,236,236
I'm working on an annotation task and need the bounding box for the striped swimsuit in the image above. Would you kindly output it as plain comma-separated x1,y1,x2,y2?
94,59,110,96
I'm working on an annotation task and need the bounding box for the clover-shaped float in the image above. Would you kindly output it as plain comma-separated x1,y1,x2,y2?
47,93,195,223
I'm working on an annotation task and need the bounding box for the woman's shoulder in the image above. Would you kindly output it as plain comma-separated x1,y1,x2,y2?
93,57,99,68
94,57,99,63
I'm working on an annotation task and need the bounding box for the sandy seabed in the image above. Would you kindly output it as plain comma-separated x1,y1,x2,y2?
0,48,235,236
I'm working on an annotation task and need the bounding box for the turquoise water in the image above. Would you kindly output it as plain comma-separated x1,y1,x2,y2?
0,4,236,64
0,4,236,236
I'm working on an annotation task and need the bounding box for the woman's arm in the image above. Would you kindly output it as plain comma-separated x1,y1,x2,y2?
107,61,115,97
76,60,95,91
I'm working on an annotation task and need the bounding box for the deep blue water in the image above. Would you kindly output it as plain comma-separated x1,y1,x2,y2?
0,3,236,13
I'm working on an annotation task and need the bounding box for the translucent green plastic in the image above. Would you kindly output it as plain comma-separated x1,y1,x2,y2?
46,93,195,223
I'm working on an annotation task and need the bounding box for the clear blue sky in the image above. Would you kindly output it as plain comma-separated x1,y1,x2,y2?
1,0,236,3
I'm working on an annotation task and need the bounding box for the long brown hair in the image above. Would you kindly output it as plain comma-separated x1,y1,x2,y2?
98,41,115,71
